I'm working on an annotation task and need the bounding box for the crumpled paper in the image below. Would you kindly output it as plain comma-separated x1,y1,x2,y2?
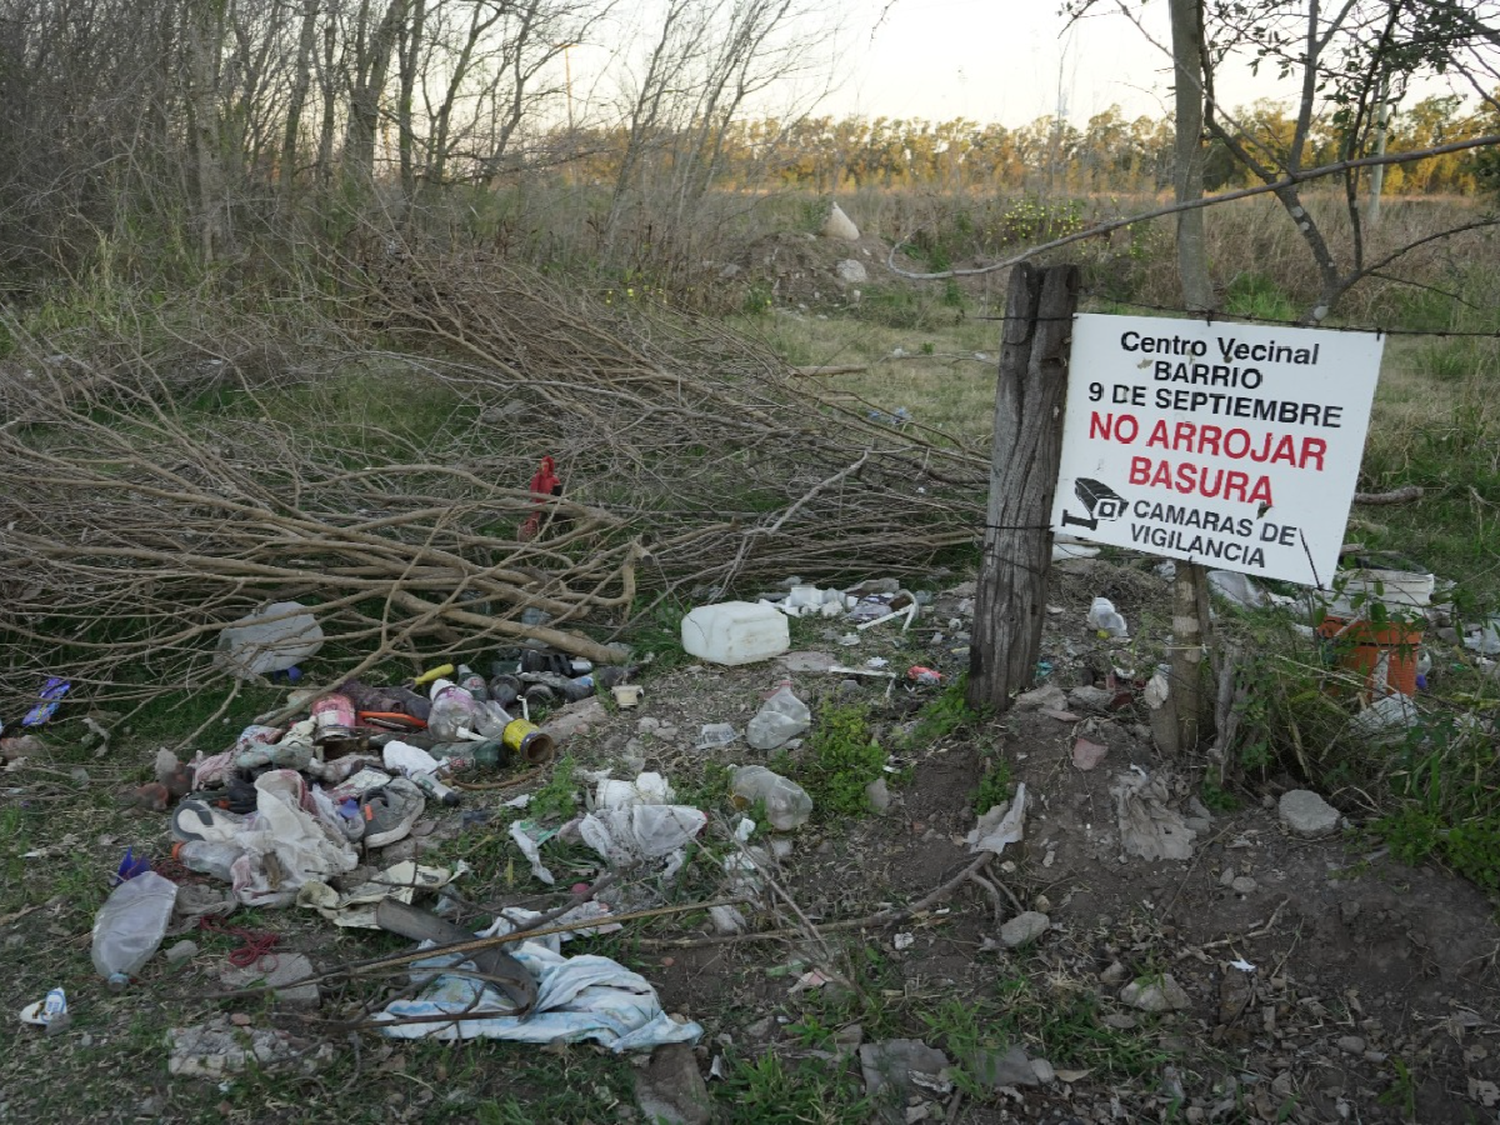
967,783,1027,856
1112,771,1196,861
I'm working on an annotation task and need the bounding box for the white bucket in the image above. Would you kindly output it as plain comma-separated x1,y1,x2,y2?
1325,568,1435,618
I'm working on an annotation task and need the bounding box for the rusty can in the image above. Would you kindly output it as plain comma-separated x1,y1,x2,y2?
501,717,555,764
310,692,356,745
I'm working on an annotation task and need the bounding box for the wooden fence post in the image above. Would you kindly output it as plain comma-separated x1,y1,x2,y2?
967,262,1080,712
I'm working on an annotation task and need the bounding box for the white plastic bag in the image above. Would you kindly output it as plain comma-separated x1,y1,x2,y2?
216,602,323,676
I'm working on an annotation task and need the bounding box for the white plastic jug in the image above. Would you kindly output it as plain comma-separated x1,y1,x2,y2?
681,601,789,665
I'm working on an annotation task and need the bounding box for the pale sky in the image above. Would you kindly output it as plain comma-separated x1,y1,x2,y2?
564,0,1475,133
825,0,1287,127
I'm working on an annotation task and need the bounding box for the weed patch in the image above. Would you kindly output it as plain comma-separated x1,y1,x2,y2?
787,702,888,818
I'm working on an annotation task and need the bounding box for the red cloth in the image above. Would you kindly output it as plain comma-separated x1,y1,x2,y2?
520,456,561,541
529,456,561,500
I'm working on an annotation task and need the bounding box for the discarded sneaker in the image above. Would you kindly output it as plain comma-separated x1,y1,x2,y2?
359,778,424,848
171,797,250,844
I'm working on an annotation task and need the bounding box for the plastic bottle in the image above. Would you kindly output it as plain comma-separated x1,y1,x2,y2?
171,840,246,883
456,665,489,701
730,765,813,831
90,871,179,991
427,679,483,740
408,770,461,807
746,685,811,750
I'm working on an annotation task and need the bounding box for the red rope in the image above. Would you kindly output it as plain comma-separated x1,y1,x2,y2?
198,914,280,970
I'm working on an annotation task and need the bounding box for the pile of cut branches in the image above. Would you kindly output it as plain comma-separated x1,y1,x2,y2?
0,253,989,715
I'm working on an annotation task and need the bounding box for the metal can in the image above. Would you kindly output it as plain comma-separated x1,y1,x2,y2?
310,693,356,745
501,717,555,764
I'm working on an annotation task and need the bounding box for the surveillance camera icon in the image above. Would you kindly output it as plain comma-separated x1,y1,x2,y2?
1061,477,1126,531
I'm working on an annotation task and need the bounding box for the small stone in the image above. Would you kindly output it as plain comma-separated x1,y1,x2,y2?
1099,960,1128,986
969,1045,1038,1088
865,778,891,812
1219,866,1236,886
166,940,199,965
1339,900,1361,923
1337,1035,1366,1054
1120,974,1192,1012
999,911,1050,948
229,1013,252,1027
1015,683,1066,711
222,952,320,1010
635,1043,712,1125
1029,1057,1056,1084
835,259,868,284
1231,876,1258,894
1278,789,1340,838
1101,1013,1138,1030
745,1017,774,1039
1067,685,1114,712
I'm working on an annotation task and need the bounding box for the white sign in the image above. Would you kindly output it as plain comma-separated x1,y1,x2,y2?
1051,314,1383,586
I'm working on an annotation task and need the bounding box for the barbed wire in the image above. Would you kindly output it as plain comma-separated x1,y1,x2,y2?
976,296,1500,338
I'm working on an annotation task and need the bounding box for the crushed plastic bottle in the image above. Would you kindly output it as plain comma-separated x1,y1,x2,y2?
90,871,178,991
730,765,813,831
745,686,811,750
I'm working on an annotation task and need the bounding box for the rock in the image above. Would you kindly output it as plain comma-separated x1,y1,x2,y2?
1231,876,1258,894
541,697,609,740
1278,789,1340,838
835,259,868,283
635,1043,712,1125
165,940,199,966
1099,960,1128,986
221,952,319,1010
167,1018,334,1078
709,904,747,934
1014,683,1066,711
859,1039,950,1118
1219,866,1236,887
865,778,891,812
968,1045,1038,1088
821,202,860,241
1000,911,1050,948
1072,738,1109,771
1336,1035,1367,1054
1030,1057,1056,1084
1067,685,1114,712
1120,973,1192,1012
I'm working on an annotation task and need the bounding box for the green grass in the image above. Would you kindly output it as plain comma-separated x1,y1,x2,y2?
777,701,887,818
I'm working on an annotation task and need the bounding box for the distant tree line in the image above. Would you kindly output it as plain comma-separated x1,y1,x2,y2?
0,0,1493,291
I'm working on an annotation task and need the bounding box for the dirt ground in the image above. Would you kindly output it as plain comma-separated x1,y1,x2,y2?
3,555,1499,1123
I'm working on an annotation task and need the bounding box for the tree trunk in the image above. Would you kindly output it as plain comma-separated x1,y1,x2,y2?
967,263,1080,712
280,0,320,198
185,0,230,263
1165,0,1214,754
